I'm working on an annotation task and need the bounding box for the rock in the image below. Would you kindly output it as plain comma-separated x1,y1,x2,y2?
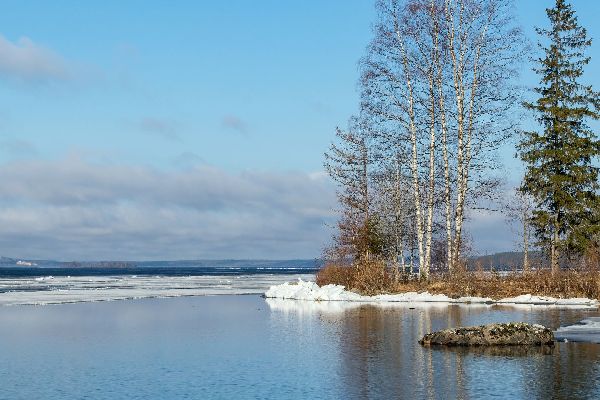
419,322,555,346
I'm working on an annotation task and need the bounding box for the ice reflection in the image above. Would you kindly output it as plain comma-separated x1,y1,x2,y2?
265,297,363,314
265,297,456,314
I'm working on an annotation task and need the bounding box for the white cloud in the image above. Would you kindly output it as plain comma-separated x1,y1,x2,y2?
221,115,248,135
0,137,37,156
0,35,70,82
0,158,336,260
465,209,515,255
139,117,180,141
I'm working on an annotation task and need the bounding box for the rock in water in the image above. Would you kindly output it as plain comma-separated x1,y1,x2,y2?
419,323,554,346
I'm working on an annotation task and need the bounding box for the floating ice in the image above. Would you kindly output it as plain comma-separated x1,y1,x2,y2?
265,279,599,308
33,276,54,281
0,274,314,306
555,317,600,343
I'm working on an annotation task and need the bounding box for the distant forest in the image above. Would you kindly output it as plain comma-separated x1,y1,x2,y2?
465,252,544,272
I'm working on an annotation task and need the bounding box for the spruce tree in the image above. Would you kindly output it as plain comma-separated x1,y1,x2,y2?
519,0,600,272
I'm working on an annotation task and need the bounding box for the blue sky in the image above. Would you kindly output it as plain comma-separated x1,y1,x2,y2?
0,0,598,260
0,0,375,171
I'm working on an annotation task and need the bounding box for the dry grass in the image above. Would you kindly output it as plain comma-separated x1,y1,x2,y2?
316,263,356,290
316,260,600,300
316,259,393,296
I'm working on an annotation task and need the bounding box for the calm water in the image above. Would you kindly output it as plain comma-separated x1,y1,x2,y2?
0,263,319,278
0,296,599,399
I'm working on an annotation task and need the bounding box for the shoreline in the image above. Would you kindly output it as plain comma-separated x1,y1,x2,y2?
266,279,599,308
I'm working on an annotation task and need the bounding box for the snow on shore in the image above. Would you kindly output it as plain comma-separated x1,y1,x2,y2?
265,279,599,307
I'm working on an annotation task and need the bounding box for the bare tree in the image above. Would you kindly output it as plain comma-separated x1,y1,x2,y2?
371,154,416,276
358,0,524,278
324,117,379,261
505,187,535,272
438,0,525,270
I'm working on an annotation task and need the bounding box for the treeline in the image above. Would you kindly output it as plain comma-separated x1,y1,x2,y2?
466,252,545,272
324,0,600,281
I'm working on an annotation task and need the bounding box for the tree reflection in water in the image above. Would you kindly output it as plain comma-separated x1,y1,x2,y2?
266,299,600,399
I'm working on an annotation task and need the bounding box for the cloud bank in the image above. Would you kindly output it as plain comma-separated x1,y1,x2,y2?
0,158,336,260
0,158,516,260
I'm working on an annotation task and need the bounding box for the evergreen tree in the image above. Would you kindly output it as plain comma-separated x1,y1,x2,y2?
518,0,600,272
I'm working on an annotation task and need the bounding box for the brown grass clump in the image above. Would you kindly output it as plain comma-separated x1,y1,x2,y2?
350,258,395,295
414,269,600,300
316,259,397,296
316,260,600,300
316,263,356,289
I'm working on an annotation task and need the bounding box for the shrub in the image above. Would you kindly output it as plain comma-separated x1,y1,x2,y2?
350,258,394,295
316,258,396,295
316,263,355,288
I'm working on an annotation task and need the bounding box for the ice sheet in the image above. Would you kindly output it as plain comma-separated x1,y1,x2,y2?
0,274,314,306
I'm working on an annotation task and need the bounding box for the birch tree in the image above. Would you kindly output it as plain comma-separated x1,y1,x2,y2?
371,156,416,276
359,0,524,277
439,0,524,271
505,188,535,272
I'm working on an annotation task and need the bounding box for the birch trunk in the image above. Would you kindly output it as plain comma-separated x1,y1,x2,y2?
398,30,426,279
446,0,466,269
434,23,453,273
395,154,406,273
446,0,487,270
423,0,439,279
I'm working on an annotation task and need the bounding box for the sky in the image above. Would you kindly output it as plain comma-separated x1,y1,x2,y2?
0,0,598,260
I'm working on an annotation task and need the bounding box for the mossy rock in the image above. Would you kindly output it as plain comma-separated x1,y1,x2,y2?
419,323,554,346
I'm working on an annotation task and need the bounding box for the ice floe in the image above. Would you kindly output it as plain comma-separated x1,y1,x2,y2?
555,317,600,343
265,279,599,308
0,274,314,306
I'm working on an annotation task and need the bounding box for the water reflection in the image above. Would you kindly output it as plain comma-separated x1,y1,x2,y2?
435,345,555,357
267,299,600,399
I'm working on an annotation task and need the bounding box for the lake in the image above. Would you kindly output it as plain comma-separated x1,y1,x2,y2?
1,295,599,399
